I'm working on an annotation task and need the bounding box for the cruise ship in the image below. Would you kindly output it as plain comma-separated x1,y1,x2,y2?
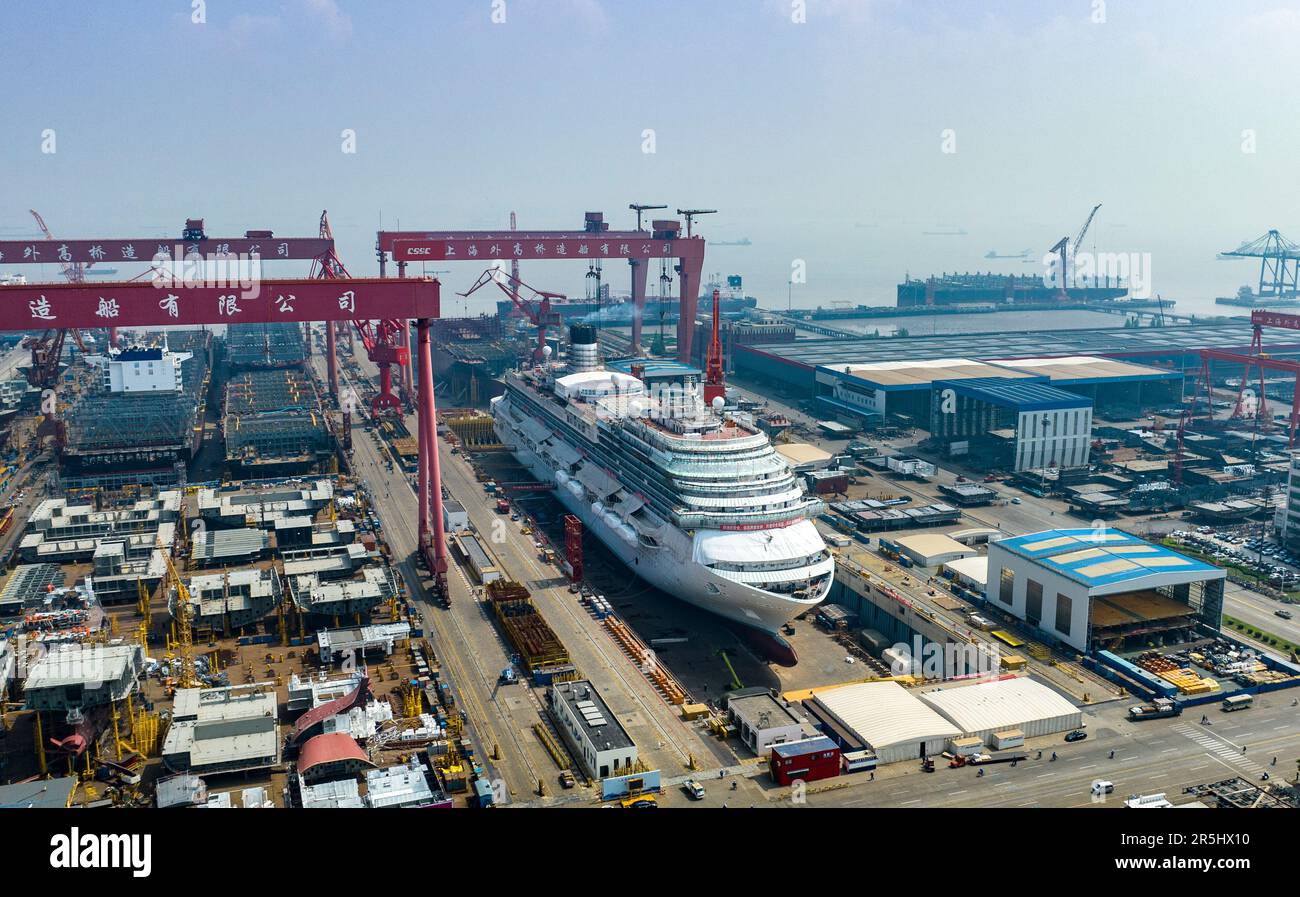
491,325,833,653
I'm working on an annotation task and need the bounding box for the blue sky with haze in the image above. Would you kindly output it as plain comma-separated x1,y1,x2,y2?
2,0,1298,313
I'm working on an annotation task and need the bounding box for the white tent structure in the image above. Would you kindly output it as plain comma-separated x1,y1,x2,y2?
809,681,960,765
918,676,1082,744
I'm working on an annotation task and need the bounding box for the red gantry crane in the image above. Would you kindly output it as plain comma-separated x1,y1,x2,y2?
0,275,450,593
375,210,709,362
1187,308,1300,449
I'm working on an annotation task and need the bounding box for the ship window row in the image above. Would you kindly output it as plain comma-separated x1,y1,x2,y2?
709,551,830,573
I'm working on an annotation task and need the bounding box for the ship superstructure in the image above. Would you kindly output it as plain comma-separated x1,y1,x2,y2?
491,325,832,637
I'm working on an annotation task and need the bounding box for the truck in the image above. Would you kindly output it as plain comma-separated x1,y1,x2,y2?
495,498,510,513
1128,698,1181,720
498,666,517,685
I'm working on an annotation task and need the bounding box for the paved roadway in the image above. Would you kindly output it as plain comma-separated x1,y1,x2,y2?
799,695,1300,808
316,351,733,804
315,354,550,800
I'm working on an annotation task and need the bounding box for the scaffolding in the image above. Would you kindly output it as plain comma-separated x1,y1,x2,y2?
224,369,332,468
226,322,307,370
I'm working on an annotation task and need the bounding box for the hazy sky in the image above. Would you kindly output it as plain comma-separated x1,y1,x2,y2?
3,0,1299,314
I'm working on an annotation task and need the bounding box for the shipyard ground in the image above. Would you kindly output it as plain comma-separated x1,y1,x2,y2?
317,351,750,804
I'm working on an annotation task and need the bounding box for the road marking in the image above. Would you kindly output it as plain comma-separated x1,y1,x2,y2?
901,798,922,806
1149,774,1168,780
1078,764,1096,770
949,789,967,796
1276,725,1291,731
1036,773,1053,778
1160,748,1177,753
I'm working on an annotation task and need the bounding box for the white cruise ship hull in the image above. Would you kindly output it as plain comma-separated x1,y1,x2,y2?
493,402,832,637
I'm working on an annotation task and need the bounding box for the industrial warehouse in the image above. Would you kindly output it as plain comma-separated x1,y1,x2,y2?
987,528,1226,654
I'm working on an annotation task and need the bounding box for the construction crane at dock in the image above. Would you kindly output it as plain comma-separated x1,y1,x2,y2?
1048,203,1101,297
703,288,726,405
459,268,564,361
677,208,716,238
164,552,200,691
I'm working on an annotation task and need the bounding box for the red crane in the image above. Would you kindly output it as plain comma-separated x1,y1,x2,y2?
376,213,709,363
310,210,409,417
703,288,725,405
29,210,89,283
458,267,564,361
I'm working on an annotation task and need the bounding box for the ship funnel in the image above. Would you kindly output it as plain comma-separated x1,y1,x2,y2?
568,324,600,373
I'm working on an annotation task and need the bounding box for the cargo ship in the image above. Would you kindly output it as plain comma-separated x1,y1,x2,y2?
898,272,1130,307
490,325,833,652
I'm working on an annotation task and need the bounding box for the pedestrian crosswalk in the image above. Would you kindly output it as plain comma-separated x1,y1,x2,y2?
1172,723,1266,775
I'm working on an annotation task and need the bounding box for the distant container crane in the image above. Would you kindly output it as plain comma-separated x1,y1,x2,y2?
1219,229,1300,298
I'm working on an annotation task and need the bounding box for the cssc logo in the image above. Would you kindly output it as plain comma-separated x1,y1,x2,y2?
406,247,432,256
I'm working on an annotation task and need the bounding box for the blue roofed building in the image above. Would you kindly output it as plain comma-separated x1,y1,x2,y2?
930,376,1093,471
986,528,1226,653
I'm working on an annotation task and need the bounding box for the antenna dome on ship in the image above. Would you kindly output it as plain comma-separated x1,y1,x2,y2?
711,396,725,411
542,345,553,357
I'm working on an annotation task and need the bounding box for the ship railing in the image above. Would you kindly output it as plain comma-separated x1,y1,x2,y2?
675,503,823,529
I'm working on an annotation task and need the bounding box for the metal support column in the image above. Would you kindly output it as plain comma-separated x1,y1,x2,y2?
326,321,339,398
417,320,431,549
417,318,448,590
629,258,649,355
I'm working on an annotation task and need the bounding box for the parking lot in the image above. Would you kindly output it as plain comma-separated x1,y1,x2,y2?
1166,526,1300,612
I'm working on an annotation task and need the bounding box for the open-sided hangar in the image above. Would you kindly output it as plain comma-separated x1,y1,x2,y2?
986,528,1226,654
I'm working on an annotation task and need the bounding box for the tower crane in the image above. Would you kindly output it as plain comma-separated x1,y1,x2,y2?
704,289,726,405
459,268,564,361
23,211,98,448
677,209,717,238
629,203,667,232
164,552,200,691
1070,203,1102,285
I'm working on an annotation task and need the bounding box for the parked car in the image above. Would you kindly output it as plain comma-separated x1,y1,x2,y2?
1064,729,1088,743
682,780,706,801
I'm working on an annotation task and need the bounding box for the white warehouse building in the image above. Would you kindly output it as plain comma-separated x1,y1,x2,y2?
986,528,1226,654
918,676,1083,744
806,681,960,765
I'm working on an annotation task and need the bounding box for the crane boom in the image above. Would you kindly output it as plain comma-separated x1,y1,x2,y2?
460,268,564,360
1072,203,1102,262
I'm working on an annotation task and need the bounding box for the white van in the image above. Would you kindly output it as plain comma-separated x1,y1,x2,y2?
1091,780,1115,796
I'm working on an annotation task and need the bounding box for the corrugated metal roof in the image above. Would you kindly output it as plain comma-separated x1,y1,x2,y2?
812,681,959,750
934,376,1092,411
993,528,1222,589
918,677,1081,734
